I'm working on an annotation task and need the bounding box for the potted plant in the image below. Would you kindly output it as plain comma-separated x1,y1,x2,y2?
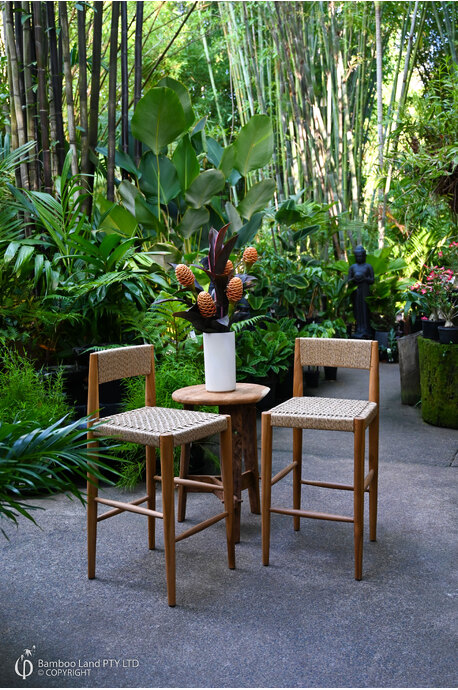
166,225,258,392
299,318,347,381
407,265,456,341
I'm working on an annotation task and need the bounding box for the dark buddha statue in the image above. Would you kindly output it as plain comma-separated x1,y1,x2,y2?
348,245,374,339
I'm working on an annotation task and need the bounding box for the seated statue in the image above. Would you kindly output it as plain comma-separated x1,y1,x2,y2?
348,245,374,339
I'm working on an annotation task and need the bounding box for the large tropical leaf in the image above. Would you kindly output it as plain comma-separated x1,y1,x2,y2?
237,179,276,220
177,207,210,238
131,87,187,154
233,115,274,176
172,135,200,191
139,152,181,203
235,213,264,248
185,170,225,209
157,77,195,129
96,195,139,236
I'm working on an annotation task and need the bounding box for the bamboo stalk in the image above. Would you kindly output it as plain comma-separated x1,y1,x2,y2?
86,0,104,214
107,1,120,202
32,2,51,192
4,2,30,191
134,1,144,166
77,2,89,186
60,1,78,178
120,1,128,180
46,1,66,175
21,1,38,191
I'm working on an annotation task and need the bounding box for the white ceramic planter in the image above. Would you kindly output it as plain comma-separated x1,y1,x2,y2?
203,331,236,392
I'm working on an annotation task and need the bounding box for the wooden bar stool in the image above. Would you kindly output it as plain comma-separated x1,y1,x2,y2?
87,345,235,606
261,338,379,580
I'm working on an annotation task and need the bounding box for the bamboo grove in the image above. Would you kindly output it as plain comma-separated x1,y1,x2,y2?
1,1,457,256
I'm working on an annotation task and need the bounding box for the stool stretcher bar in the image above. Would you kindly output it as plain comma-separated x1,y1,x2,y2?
270,505,354,523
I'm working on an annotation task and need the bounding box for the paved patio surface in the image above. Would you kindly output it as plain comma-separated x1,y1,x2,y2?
1,363,457,688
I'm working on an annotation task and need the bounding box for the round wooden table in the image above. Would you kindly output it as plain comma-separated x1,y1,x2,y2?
172,383,270,543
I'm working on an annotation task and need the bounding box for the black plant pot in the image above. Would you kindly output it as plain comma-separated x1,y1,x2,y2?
324,366,338,381
437,326,458,345
421,319,445,341
304,368,320,388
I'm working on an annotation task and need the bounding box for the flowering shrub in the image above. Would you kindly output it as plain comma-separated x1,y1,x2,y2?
437,241,458,274
168,224,259,333
406,265,457,326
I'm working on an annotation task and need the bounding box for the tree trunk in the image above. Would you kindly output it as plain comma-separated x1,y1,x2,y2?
107,1,120,202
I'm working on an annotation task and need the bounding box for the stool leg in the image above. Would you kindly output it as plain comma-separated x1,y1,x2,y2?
177,443,190,523
220,417,235,569
353,418,365,580
87,439,99,580
261,413,273,566
242,405,261,514
292,428,303,531
160,434,176,607
146,445,156,550
369,414,379,542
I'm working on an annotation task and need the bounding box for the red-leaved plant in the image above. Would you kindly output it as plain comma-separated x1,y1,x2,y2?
170,224,258,333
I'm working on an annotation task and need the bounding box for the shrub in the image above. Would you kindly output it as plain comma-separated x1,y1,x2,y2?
0,349,71,427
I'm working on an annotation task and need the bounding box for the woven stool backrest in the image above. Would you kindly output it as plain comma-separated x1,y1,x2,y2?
298,338,373,370
95,345,153,384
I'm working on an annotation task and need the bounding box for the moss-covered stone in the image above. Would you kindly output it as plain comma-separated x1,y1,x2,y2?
418,336,458,428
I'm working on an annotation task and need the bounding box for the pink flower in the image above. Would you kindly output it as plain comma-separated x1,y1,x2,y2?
421,289,427,294
421,316,428,321
438,251,443,257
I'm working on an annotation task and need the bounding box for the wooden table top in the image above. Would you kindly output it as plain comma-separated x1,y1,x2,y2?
172,382,270,406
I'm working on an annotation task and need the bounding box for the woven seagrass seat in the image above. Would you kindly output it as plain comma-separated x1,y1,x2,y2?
261,338,379,580
87,345,235,606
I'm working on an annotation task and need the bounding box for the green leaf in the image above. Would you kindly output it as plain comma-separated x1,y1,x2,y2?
293,225,320,242
237,179,275,220
219,143,236,180
96,146,140,178
275,199,303,226
14,245,35,272
235,212,264,248
172,135,199,191
177,207,210,238
139,152,181,203
225,202,243,234
233,115,274,176
285,274,309,289
157,77,194,129
96,195,139,236
184,170,225,209
206,137,223,168
131,87,187,154
118,180,139,216
4,241,19,263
